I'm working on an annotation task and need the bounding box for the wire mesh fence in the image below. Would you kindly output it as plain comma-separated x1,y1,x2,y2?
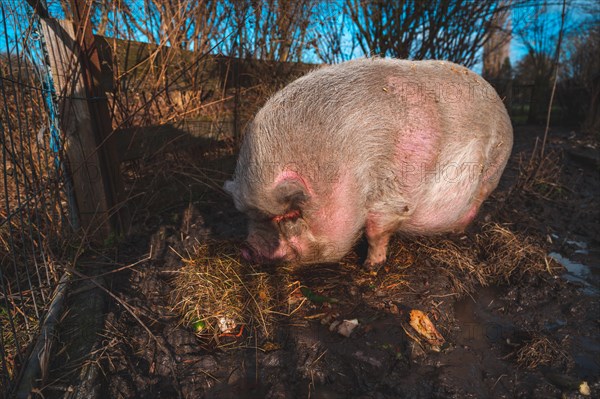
0,0,594,396
0,2,73,396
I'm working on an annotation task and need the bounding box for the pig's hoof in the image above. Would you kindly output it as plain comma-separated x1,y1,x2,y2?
363,260,387,273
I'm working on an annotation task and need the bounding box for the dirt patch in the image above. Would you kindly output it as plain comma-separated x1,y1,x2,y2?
43,126,599,398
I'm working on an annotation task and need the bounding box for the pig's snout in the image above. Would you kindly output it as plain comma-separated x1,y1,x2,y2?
240,242,276,263
240,242,260,262
240,238,292,264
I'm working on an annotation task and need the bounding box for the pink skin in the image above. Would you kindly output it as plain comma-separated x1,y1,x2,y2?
364,218,390,266
454,180,496,231
242,242,289,262
242,181,309,262
364,212,399,267
358,80,443,267
244,169,360,264
242,234,291,263
454,202,481,231
243,231,305,263
273,170,315,196
240,245,255,262
240,171,311,263
308,170,362,260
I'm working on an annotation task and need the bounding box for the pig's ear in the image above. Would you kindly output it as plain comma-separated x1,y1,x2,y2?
274,180,309,208
224,180,247,212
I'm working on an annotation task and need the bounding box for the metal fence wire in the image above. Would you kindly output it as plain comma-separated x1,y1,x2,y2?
0,2,73,396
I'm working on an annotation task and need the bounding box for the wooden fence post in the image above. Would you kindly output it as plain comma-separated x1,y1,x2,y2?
38,14,127,239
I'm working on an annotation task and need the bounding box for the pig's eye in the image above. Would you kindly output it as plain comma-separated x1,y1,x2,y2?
272,209,305,237
272,209,301,224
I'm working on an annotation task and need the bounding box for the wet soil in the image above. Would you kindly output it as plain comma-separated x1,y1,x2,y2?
46,125,599,398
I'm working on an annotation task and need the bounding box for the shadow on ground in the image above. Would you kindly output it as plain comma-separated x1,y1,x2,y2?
44,125,599,398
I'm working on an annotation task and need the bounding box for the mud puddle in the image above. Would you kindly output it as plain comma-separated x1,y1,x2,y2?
550,251,599,295
547,232,600,294
455,282,599,397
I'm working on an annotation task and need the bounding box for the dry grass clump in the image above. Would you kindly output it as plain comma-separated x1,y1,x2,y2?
170,222,561,341
0,297,39,391
170,243,276,344
516,334,572,370
405,222,560,296
514,149,566,200
476,223,559,283
412,237,486,295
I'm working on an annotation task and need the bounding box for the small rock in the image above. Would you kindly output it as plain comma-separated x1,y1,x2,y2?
218,317,237,334
337,319,359,337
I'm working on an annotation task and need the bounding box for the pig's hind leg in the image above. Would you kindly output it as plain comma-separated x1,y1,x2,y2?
364,210,405,270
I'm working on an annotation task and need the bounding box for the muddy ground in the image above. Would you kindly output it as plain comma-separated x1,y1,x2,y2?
44,125,599,399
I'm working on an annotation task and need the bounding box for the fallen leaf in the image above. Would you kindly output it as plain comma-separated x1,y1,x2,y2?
580,381,590,396
408,309,445,350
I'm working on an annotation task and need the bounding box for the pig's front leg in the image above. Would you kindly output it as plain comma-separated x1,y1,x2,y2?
364,212,401,270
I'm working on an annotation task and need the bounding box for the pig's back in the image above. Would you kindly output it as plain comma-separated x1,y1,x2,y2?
252,57,509,167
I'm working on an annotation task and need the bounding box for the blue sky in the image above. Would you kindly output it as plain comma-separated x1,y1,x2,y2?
509,0,592,62
1,0,596,75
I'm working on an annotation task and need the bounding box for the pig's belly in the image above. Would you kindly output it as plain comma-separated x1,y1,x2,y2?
399,161,485,233
402,199,475,234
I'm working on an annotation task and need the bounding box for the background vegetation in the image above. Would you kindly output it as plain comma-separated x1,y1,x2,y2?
37,0,600,131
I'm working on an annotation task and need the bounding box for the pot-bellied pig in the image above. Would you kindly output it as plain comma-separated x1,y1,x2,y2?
225,58,513,268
